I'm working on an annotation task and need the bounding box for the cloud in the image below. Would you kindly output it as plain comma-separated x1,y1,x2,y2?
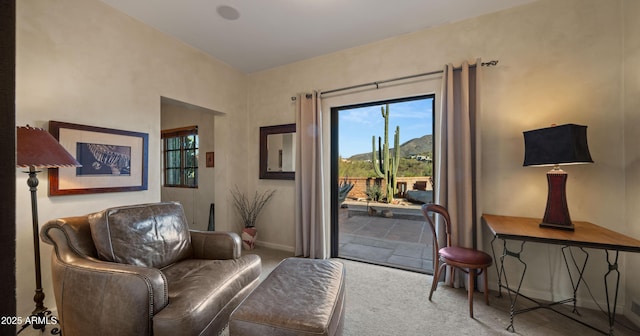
388,100,432,119
338,97,435,156
339,106,382,125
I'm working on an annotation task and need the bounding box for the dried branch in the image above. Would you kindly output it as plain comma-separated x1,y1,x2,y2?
230,186,276,229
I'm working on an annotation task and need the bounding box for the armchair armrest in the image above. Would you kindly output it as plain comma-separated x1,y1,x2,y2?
41,220,168,312
49,255,168,335
42,222,169,335
190,230,242,260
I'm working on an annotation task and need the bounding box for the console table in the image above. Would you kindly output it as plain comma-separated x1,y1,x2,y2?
482,214,640,335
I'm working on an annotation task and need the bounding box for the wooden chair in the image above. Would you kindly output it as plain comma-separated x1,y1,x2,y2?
421,203,493,318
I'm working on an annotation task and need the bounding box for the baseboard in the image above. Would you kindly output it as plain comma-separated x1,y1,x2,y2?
255,240,294,252
626,307,640,328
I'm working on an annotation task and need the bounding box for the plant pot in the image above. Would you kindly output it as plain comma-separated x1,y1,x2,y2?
241,227,257,250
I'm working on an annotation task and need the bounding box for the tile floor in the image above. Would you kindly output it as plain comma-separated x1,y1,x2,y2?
337,202,434,273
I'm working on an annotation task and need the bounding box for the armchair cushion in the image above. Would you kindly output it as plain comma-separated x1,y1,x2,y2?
88,202,193,268
154,255,261,335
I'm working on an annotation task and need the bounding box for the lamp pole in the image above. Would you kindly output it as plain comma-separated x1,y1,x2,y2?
16,125,76,335
27,167,46,317
24,166,48,333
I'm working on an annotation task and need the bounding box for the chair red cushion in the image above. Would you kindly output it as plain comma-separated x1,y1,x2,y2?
440,246,492,266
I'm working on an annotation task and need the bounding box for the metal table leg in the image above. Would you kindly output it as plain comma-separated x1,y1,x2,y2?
491,238,615,335
561,246,589,314
604,250,620,336
491,236,527,332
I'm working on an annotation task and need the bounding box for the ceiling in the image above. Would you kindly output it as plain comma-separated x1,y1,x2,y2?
100,0,536,74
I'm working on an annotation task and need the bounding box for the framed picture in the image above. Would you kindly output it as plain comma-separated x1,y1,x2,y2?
48,121,149,195
206,152,215,167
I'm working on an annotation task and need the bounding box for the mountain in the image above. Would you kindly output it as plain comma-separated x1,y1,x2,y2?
347,134,433,161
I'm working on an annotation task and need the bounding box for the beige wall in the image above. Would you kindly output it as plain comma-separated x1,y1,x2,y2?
247,0,637,315
624,0,640,326
15,0,640,324
16,0,247,319
160,99,221,231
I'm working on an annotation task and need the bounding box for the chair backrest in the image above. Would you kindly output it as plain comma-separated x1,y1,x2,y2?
421,204,453,253
88,202,194,268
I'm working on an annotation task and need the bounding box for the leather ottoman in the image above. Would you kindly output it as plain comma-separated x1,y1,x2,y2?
229,258,346,336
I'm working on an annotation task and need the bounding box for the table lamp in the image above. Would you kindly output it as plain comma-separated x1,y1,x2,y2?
523,124,593,230
17,125,80,332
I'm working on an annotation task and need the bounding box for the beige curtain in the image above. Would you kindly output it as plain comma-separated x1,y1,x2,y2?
435,59,483,288
295,92,328,259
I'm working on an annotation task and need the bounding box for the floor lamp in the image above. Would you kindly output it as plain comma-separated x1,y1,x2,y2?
16,125,80,333
523,123,593,230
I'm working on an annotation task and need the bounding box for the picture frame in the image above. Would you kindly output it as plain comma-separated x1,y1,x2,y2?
259,123,295,180
48,121,149,195
206,152,215,168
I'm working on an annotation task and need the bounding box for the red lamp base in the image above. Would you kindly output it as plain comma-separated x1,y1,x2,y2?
541,168,574,231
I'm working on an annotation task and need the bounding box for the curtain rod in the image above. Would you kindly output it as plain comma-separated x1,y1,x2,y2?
290,60,498,101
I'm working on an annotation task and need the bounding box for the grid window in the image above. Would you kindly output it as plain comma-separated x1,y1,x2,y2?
162,126,198,188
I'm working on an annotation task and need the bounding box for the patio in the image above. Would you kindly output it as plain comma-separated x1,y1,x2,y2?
338,201,434,274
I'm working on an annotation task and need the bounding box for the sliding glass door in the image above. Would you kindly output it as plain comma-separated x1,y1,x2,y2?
331,95,436,273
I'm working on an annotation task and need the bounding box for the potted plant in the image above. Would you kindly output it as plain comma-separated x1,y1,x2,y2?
230,186,276,250
338,178,354,208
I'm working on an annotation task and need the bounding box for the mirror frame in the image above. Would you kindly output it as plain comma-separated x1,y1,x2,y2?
259,123,296,180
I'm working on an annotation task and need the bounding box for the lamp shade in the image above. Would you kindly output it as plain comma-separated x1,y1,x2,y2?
17,125,81,168
523,124,593,167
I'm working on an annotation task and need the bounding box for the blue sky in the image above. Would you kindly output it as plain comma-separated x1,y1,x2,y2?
338,97,434,158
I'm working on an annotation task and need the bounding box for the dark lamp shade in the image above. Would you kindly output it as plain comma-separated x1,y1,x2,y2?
17,126,81,168
523,124,593,167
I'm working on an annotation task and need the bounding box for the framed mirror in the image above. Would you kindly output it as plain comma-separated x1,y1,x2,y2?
259,123,296,180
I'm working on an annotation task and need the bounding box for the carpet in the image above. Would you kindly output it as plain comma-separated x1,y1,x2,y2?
223,246,639,336
25,247,638,335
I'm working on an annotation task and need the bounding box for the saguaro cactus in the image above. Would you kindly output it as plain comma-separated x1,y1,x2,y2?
371,104,400,203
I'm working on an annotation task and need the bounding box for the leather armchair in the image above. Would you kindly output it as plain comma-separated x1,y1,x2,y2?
40,202,261,336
